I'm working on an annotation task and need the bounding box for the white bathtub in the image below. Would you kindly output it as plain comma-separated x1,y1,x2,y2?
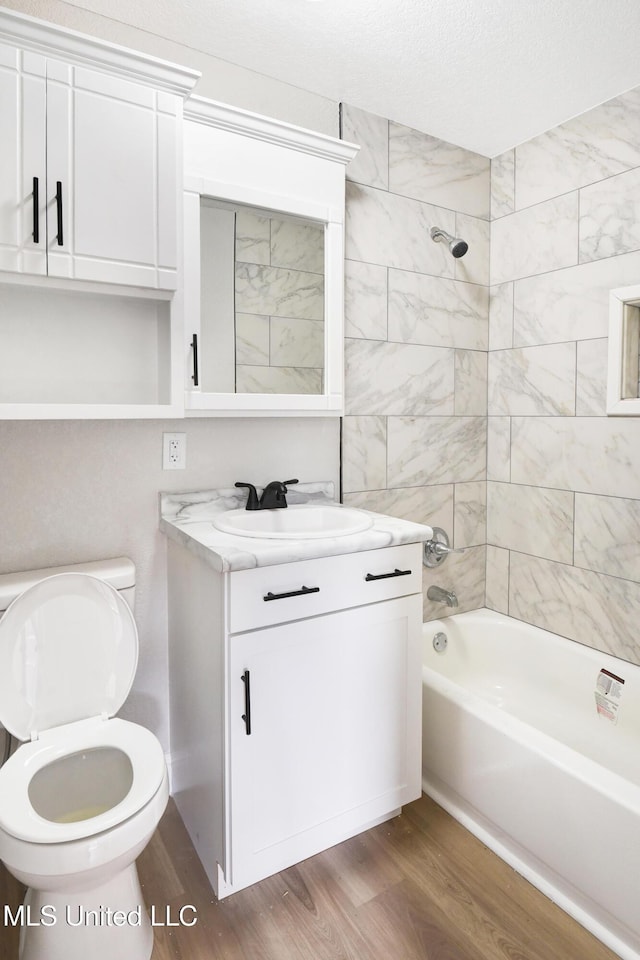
422,608,640,960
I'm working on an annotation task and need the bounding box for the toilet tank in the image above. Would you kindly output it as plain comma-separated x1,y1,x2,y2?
0,557,136,615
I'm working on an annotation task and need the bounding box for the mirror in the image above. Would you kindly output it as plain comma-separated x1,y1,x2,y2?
199,198,325,395
607,284,640,415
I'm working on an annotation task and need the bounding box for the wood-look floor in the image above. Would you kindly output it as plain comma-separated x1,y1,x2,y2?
0,794,619,960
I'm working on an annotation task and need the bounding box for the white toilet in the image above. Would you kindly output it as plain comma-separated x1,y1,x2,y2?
0,558,169,960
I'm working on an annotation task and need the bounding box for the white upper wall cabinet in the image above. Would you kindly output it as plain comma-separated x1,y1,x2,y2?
183,96,359,417
0,12,198,290
0,9,199,419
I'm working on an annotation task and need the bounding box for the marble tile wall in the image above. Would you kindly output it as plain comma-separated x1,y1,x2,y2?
342,91,640,656
341,103,490,619
487,85,640,666
234,210,324,394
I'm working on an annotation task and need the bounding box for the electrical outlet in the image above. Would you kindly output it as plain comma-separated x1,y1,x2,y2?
163,432,186,470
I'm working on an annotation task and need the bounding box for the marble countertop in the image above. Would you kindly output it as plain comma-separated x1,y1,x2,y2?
160,482,433,573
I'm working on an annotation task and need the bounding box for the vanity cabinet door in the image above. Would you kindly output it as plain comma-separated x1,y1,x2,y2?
226,593,422,893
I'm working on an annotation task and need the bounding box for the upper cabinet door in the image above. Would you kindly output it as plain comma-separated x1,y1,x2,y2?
182,97,359,417
45,60,179,289
0,44,47,277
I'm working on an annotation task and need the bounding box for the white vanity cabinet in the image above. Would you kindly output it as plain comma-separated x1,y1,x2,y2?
167,541,423,898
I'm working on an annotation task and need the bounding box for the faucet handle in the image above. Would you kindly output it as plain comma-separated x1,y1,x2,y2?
259,478,299,510
423,527,455,568
283,479,299,488
235,482,260,511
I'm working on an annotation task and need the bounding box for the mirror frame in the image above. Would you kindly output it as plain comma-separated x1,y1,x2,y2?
182,96,358,417
607,283,640,416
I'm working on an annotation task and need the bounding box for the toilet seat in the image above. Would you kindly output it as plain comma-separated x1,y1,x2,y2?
0,716,166,844
0,573,164,844
0,572,138,740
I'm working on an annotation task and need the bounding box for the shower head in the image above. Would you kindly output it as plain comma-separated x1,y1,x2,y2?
430,226,468,258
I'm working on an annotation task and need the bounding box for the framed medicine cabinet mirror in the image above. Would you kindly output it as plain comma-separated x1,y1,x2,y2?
607,284,640,416
182,96,358,417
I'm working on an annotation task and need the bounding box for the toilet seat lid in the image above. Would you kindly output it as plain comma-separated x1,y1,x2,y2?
0,574,138,741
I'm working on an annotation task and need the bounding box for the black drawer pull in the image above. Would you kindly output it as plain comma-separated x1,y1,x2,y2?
264,585,320,602
365,568,412,582
241,670,251,735
32,176,39,243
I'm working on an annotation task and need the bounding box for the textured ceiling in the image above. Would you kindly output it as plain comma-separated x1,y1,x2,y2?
61,0,640,156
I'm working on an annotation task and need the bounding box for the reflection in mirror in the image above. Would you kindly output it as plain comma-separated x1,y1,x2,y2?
199,199,325,394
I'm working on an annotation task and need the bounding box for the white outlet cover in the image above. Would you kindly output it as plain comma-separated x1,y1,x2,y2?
163,432,186,470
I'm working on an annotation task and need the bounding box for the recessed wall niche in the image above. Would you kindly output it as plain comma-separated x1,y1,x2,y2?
607,284,640,415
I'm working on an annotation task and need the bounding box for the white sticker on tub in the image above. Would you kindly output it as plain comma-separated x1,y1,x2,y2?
595,668,625,724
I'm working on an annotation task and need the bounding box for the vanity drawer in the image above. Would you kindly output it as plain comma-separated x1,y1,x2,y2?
228,543,422,633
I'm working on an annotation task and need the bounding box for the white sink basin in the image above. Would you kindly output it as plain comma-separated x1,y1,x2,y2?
212,504,374,539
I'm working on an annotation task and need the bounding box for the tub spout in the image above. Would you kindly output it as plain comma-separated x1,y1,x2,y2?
427,585,458,608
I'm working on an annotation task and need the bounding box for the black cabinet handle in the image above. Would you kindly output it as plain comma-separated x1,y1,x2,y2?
55,181,63,246
264,585,320,602
241,670,251,735
365,568,412,582
191,333,199,386
32,177,39,243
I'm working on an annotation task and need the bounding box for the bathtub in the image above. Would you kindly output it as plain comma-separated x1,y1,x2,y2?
422,609,640,960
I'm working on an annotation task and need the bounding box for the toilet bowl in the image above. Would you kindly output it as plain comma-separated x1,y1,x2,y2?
0,559,168,960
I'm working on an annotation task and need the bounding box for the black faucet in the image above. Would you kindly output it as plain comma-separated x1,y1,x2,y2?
259,478,298,509
235,479,299,510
